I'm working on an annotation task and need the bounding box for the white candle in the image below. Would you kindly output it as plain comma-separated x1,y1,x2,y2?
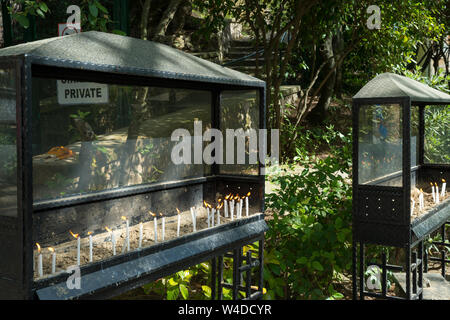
211,208,216,227
411,198,415,214
105,227,116,256
431,183,436,203
154,215,158,243
190,207,196,232
442,179,446,198
36,243,43,277
419,189,424,210
138,222,143,249
70,231,81,266
230,199,234,221
48,247,56,274
207,207,210,228
435,183,440,204
224,195,229,217
121,216,130,252
176,208,181,237
88,232,93,262
161,213,165,241
239,198,243,218
245,192,250,217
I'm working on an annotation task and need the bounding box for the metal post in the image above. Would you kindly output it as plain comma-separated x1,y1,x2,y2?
218,255,224,300
381,251,387,298
406,245,411,300
258,239,264,296
412,251,417,295
211,257,216,300
441,224,446,277
359,242,365,300
245,251,252,298
232,248,239,300
352,240,357,300
418,241,423,300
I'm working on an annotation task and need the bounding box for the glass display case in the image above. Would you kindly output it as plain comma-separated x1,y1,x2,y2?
0,32,267,299
352,72,450,300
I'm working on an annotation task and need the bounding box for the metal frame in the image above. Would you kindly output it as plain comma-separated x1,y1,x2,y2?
0,45,267,299
352,95,449,300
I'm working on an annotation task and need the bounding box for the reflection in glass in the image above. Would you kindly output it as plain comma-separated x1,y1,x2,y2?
0,67,17,217
220,90,259,175
32,78,211,202
424,105,449,164
358,104,403,186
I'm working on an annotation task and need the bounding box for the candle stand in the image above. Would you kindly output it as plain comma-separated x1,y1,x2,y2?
352,73,450,300
0,32,267,299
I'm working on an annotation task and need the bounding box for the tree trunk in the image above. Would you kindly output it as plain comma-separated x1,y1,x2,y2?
333,26,344,99
152,0,183,40
308,33,336,123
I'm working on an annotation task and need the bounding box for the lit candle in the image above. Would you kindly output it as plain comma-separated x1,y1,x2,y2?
121,216,130,252
239,196,244,218
160,213,165,241
204,201,210,228
149,212,158,243
211,208,216,227
224,194,230,218
105,227,116,256
245,192,250,217
138,222,143,249
431,182,436,203
411,198,415,214
48,247,56,274
217,202,223,226
70,231,81,266
88,231,93,262
36,243,43,277
442,179,446,198
435,183,440,204
230,197,235,221
190,207,196,232
176,208,181,237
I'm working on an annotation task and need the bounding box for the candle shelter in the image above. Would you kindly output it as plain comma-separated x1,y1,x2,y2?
0,31,267,299
352,73,450,300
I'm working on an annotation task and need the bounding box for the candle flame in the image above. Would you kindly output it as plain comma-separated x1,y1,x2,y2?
246,192,251,197
217,202,224,210
159,212,163,217
176,208,181,215
203,200,208,207
218,198,222,203
121,216,128,221
430,182,433,186
87,231,93,236
105,226,112,233
420,188,423,193
48,247,55,253
69,230,79,239
435,182,438,187
443,179,446,183
149,211,156,217
36,243,41,253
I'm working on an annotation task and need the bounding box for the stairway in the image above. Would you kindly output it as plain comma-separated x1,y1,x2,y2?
222,38,265,78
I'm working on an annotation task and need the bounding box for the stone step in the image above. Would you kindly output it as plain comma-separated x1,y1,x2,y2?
393,272,450,300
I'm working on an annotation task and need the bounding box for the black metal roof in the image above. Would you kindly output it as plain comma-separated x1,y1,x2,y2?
0,31,265,88
353,72,450,104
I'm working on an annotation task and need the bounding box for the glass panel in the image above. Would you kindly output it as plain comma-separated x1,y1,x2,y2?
358,104,403,186
411,106,419,187
32,78,211,202
220,90,259,175
424,105,449,164
0,66,17,217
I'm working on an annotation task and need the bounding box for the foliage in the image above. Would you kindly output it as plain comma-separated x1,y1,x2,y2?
8,0,49,28
264,125,353,299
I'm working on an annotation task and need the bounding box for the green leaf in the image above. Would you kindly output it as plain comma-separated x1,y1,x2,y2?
13,14,29,28
89,3,99,17
39,2,49,13
94,0,108,13
202,285,212,298
166,288,179,300
179,284,189,300
312,261,324,271
36,8,45,18
296,257,308,265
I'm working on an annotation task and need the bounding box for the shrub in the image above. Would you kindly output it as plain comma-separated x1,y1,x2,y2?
264,125,353,299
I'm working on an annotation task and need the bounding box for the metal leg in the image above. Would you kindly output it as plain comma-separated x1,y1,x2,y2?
412,251,417,295
381,251,387,298
258,239,264,295
232,248,240,300
352,240,357,300
218,255,224,300
418,241,423,300
359,242,365,300
406,245,411,300
211,257,217,300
